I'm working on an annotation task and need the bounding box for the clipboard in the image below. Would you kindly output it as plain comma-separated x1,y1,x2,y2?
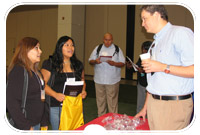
63,81,84,97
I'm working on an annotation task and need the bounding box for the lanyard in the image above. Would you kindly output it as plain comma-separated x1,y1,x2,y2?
66,72,76,82
148,41,156,60
33,72,44,90
33,71,45,101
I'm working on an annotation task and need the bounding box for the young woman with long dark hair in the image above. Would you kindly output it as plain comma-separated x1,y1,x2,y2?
41,36,86,130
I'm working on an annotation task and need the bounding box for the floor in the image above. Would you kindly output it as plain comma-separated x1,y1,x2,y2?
83,75,138,124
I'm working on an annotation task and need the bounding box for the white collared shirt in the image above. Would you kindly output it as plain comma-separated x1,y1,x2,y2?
89,44,125,84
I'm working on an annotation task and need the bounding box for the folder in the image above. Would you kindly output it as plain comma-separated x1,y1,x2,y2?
63,81,84,97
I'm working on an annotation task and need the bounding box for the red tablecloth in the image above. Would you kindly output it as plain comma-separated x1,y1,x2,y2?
76,113,149,130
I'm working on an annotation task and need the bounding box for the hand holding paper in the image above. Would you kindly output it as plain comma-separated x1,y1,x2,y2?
126,56,138,71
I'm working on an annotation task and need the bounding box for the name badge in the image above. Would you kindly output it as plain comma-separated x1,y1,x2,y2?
67,78,75,82
40,79,45,101
41,90,45,101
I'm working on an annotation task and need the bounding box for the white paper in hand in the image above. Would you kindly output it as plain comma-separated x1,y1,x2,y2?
100,56,112,62
126,56,138,71
63,81,84,95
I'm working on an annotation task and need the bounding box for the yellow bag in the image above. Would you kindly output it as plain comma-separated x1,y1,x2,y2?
40,126,48,130
59,94,84,130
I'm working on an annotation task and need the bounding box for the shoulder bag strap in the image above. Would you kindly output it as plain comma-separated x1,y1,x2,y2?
96,44,103,57
21,68,28,117
113,44,119,56
47,58,55,87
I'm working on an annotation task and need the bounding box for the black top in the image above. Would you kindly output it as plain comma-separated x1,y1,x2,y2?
135,58,147,87
41,59,83,107
6,65,49,130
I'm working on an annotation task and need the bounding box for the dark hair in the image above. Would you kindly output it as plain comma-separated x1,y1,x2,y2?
142,41,152,51
51,36,83,81
140,5,168,21
7,37,40,76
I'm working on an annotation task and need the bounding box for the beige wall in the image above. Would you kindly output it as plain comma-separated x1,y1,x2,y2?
57,5,86,63
6,6,58,67
71,5,86,63
57,5,72,38
6,5,86,67
6,5,194,80
84,5,127,78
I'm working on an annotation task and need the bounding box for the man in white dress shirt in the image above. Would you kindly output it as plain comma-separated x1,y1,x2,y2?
89,33,125,117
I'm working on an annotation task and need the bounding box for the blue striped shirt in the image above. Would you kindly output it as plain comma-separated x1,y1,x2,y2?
147,22,194,95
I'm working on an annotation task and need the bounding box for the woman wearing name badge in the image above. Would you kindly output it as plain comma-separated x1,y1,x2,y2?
41,36,87,130
6,37,49,130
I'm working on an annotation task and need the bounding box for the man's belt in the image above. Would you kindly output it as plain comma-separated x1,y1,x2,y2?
152,94,192,100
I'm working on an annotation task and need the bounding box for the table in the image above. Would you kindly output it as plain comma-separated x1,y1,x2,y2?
76,113,150,130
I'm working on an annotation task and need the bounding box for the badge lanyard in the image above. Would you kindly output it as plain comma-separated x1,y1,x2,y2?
148,41,156,61
60,72,76,106
66,72,76,82
147,41,156,80
33,72,45,101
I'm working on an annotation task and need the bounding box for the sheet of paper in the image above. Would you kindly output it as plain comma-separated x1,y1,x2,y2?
65,81,84,86
126,56,138,71
100,56,112,62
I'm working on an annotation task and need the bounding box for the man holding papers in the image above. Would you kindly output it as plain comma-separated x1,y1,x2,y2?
89,33,125,117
